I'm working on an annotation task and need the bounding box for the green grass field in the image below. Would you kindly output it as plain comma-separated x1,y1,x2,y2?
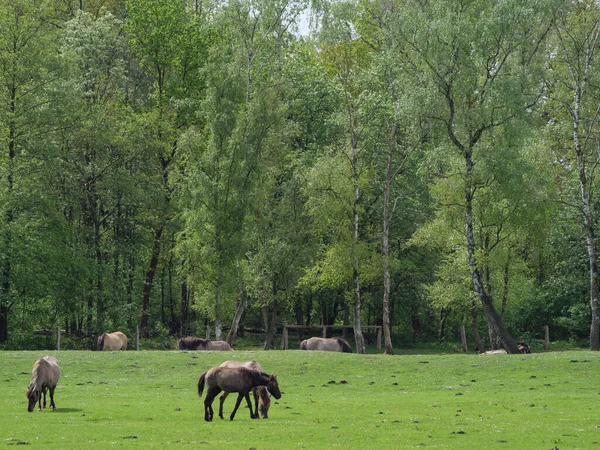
1,349,599,449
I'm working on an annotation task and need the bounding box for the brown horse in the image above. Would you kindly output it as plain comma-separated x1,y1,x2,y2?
518,341,532,354
97,331,127,351
198,367,281,422
178,337,233,351
26,356,60,412
218,360,271,419
300,337,352,353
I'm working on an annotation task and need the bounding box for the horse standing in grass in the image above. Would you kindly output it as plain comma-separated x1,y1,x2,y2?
178,337,233,351
97,331,128,351
218,360,271,419
198,367,281,422
300,337,352,353
26,356,60,412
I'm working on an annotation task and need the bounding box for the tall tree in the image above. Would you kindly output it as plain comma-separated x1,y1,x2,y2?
0,0,59,342
548,0,600,350
127,0,207,335
395,0,553,353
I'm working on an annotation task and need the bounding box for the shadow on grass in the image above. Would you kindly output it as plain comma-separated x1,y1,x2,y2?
53,408,82,413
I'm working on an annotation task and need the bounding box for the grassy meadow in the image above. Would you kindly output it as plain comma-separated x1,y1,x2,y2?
1,349,599,449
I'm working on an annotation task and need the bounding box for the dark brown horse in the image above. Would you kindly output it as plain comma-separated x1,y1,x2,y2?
97,331,127,351
218,360,271,419
300,337,352,353
518,341,532,354
198,367,281,422
26,356,60,412
178,337,233,351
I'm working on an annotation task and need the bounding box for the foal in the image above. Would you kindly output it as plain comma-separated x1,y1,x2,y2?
218,360,271,419
198,367,281,421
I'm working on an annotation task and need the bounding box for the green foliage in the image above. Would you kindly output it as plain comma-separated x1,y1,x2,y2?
0,0,599,353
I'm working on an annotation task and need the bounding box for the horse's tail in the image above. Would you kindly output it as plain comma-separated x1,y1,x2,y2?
338,338,352,353
198,372,206,397
97,333,105,351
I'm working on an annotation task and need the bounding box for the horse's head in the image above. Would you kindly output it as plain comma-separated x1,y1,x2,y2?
267,375,282,400
97,333,105,351
257,386,271,419
26,386,39,412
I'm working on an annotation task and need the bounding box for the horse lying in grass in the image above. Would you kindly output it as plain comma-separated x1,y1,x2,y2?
218,360,271,419
300,337,352,353
26,356,60,412
178,337,233,351
483,343,532,355
198,366,281,421
97,331,127,351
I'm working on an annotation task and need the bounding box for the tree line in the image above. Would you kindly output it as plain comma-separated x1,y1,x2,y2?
1,0,599,353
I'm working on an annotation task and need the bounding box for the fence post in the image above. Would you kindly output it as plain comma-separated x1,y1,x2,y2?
376,327,382,350
460,325,467,353
281,322,288,350
136,326,140,351
57,327,61,351
322,326,327,338
544,325,549,350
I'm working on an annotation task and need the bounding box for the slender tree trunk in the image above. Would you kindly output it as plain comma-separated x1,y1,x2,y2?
501,254,510,317
439,308,449,342
352,117,366,354
0,304,11,342
294,301,304,340
140,225,164,335
180,280,189,337
484,264,497,349
382,123,395,355
95,218,104,334
464,149,519,353
263,299,278,351
227,288,247,345
576,139,600,350
572,66,600,350
471,299,483,352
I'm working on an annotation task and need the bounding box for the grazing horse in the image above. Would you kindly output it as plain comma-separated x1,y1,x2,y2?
300,337,352,353
178,337,233,351
97,331,128,351
198,367,281,422
26,356,60,412
218,360,271,419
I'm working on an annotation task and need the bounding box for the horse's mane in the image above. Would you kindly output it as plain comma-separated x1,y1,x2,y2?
246,369,271,385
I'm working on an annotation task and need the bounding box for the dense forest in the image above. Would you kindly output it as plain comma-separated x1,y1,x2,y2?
1,0,599,353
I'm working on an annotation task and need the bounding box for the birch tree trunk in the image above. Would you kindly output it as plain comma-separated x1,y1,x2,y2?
352,117,366,354
227,288,247,346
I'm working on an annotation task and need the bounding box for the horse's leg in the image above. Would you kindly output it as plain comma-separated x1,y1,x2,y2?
219,392,229,419
245,392,257,419
42,387,47,409
252,388,259,419
204,387,220,422
49,386,56,409
229,393,246,421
